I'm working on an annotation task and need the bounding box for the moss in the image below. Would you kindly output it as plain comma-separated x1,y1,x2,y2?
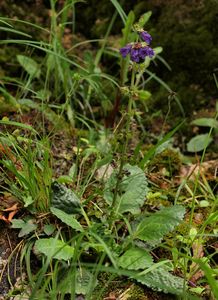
148,148,182,177
177,221,190,236
92,281,148,300
127,284,148,300
91,273,129,299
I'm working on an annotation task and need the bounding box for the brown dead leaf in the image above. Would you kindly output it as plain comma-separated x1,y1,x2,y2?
194,213,204,225
0,143,16,162
148,173,172,190
179,160,218,182
0,194,20,223
0,143,23,171
104,292,117,300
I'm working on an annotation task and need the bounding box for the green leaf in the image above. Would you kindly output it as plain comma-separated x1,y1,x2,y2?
17,55,41,78
76,269,97,295
191,118,218,128
50,207,83,232
96,154,113,168
43,224,56,236
18,98,40,109
134,266,184,295
69,163,77,178
121,10,135,46
35,238,74,261
0,26,31,38
11,219,37,237
110,0,127,25
58,268,98,295
18,221,37,237
138,11,152,27
120,11,135,85
11,219,25,228
104,164,149,214
0,119,38,134
118,247,153,270
56,175,73,184
196,259,218,299
35,89,51,100
67,103,75,127
140,121,184,168
0,87,20,113
153,46,163,56
199,200,209,208
136,206,185,245
187,134,213,152
23,195,34,207
51,182,81,214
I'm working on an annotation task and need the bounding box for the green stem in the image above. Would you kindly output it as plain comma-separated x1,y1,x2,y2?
189,111,218,225
81,207,91,227
109,64,136,229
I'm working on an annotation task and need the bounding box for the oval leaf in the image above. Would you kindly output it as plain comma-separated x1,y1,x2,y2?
187,134,213,152
118,247,153,270
191,118,218,128
138,11,152,27
17,55,41,78
50,207,83,232
35,238,74,261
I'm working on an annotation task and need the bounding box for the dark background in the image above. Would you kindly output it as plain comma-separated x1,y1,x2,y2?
1,0,218,116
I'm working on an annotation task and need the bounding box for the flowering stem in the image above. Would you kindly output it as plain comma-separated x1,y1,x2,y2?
109,66,137,230
126,65,136,136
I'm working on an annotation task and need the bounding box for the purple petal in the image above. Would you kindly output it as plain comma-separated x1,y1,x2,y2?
139,47,148,60
130,49,140,62
140,31,152,45
120,44,132,58
139,46,155,59
146,47,155,58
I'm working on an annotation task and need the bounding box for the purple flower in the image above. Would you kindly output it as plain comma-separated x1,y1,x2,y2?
120,42,155,63
140,31,152,44
120,44,132,58
146,47,155,58
130,48,140,63
139,47,148,60
138,47,155,60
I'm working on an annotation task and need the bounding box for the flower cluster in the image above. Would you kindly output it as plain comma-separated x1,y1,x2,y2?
120,30,154,63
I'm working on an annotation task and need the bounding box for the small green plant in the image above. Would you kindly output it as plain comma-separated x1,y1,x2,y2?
187,113,218,152
30,179,185,298
0,11,189,300
0,121,52,212
0,1,118,128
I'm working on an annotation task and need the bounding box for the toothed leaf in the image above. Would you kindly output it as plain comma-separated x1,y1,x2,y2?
134,266,184,295
118,247,153,270
136,205,185,245
51,182,81,214
104,164,149,214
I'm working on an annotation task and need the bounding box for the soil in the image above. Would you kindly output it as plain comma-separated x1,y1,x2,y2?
0,226,21,299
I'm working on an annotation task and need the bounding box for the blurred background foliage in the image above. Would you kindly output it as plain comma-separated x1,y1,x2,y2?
1,0,218,116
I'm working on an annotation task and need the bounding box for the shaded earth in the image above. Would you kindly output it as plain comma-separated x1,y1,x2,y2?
0,226,21,299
